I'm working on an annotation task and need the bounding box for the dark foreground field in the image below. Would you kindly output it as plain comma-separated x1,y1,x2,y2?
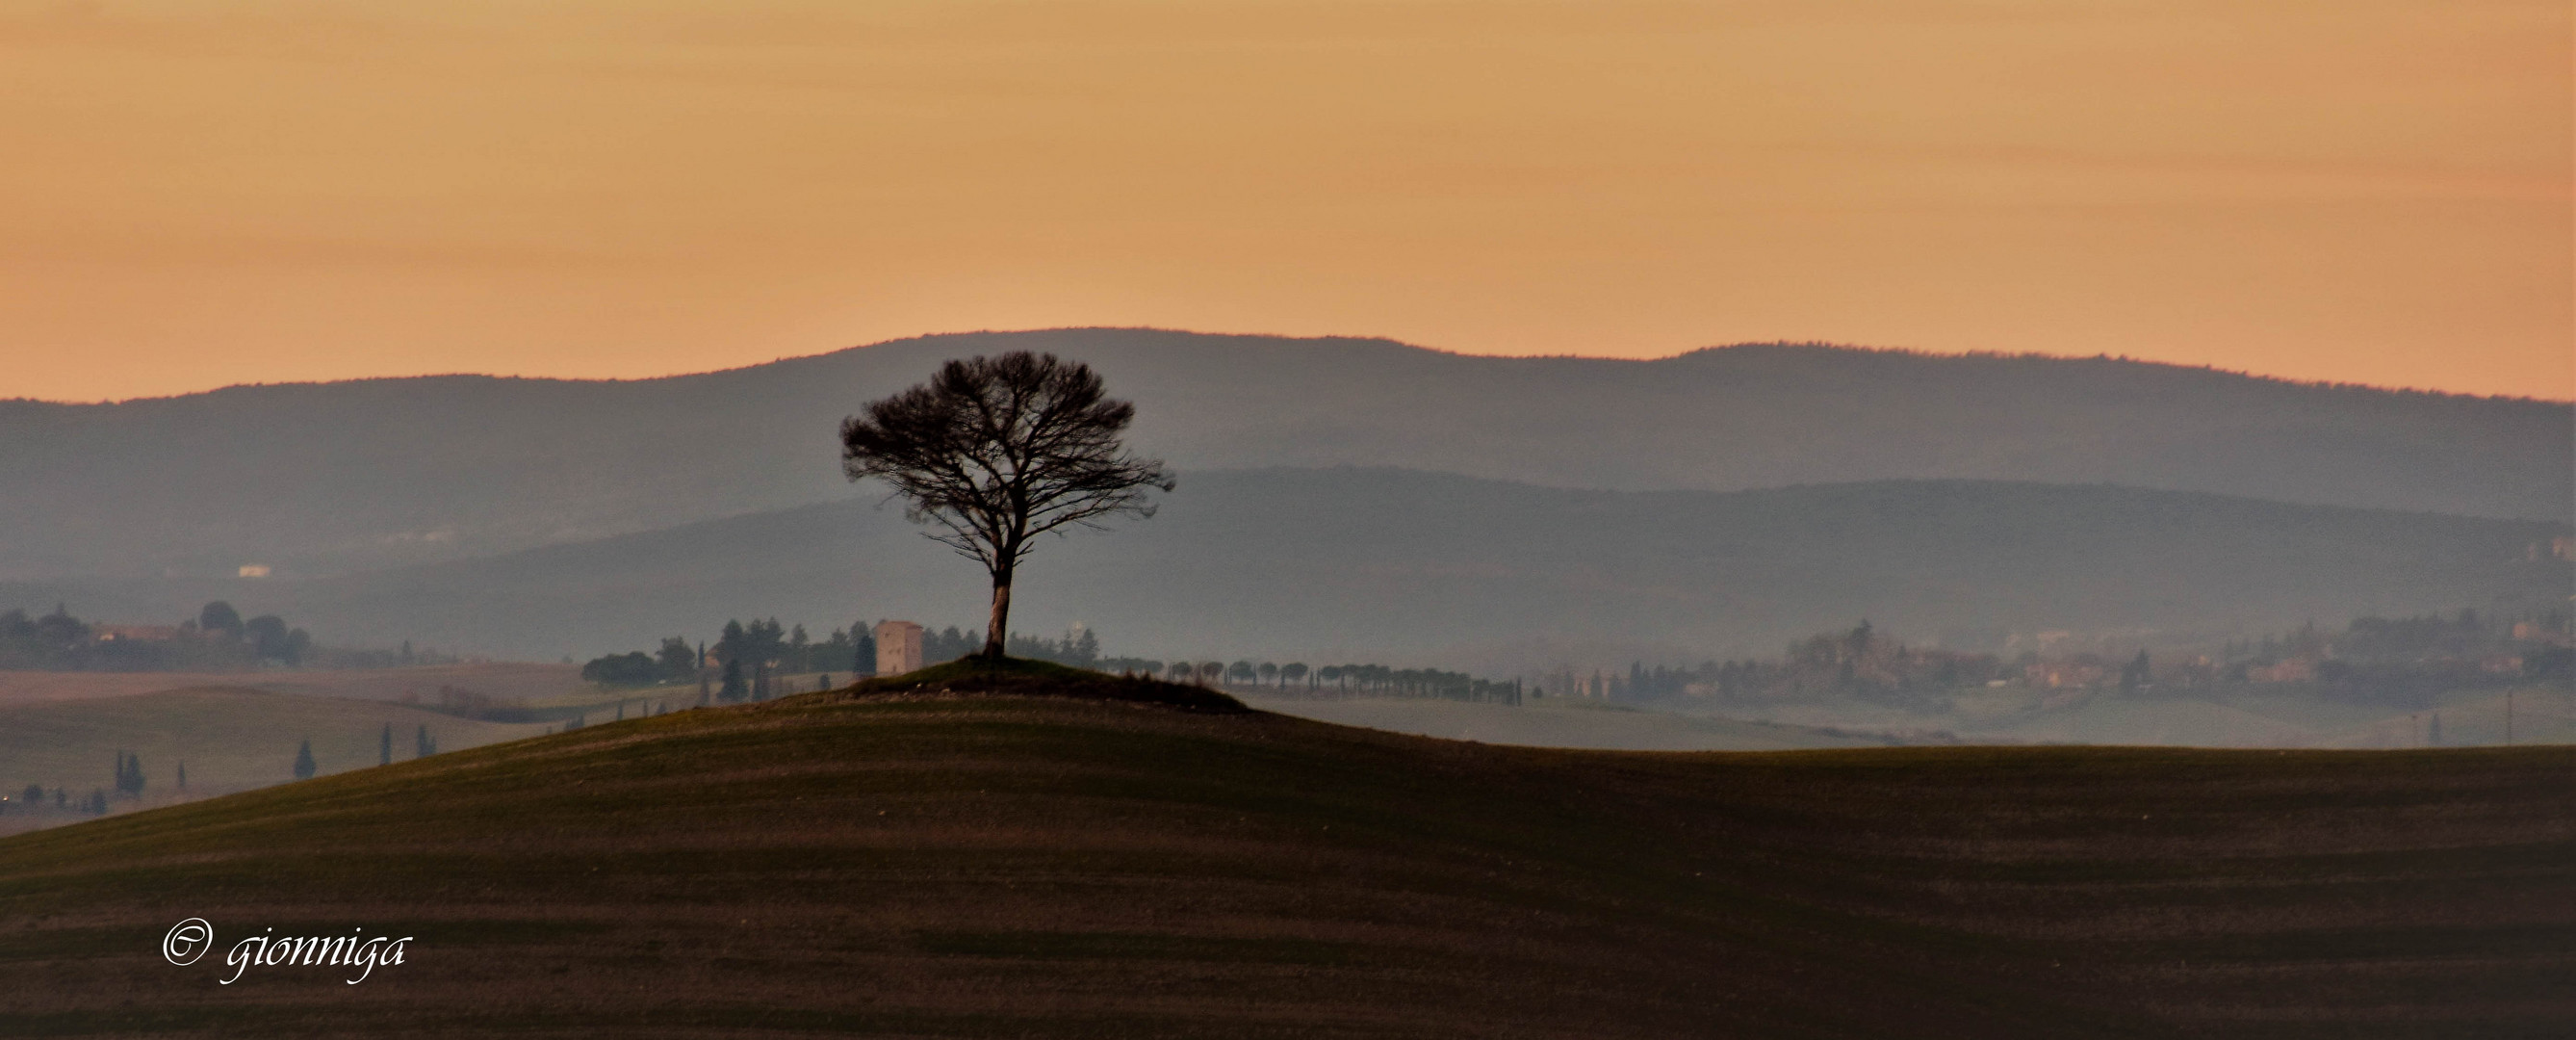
0,675,2569,1038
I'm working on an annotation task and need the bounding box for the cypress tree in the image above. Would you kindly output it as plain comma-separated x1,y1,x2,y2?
293,739,316,780
379,723,394,766
719,658,746,702
2120,650,2151,695
113,751,144,797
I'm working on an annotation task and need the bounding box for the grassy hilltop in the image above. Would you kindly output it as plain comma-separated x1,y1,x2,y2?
0,663,2569,1038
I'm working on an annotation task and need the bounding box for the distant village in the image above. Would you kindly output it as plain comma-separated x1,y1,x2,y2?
564,606,2574,715
0,601,454,672
9,596,2569,717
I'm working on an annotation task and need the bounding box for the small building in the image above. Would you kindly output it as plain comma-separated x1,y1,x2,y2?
2512,621,2571,646
2024,661,2107,689
93,624,180,643
874,621,925,676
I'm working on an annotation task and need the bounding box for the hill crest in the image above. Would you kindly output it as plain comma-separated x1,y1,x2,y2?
13,329,2570,407
1,328,2565,582
2,689,2566,1036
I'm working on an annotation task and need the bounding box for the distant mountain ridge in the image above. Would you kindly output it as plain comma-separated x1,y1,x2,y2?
12,469,2563,663
1,328,2565,580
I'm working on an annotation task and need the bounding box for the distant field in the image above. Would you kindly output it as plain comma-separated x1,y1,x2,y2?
1245,686,2576,752
1240,693,1891,750
0,663,587,708
0,689,2566,1038
1735,686,2576,749
0,688,551,834
0,670,775,836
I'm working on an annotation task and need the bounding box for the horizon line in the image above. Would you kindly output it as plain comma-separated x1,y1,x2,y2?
9,326,2570,407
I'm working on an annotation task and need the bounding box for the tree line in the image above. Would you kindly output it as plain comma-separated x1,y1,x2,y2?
4,747,188,819
1570,609,2574,712
0,601,457,672
1082,660,1523,705
1536,621,2008,711
580,618,1134,694
580,617,884,696
579,616,1539,707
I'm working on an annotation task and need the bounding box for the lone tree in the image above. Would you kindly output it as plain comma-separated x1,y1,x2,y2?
841,352,1172,660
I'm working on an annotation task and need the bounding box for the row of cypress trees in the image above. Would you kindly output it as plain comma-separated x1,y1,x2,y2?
5,750,179,818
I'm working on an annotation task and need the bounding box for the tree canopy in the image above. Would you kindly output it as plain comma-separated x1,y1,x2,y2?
840,351,1172,659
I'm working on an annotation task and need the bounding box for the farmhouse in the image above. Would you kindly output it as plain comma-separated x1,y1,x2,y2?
874,620,925,675
93,624,180,643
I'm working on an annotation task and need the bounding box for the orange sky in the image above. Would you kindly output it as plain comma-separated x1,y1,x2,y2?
2,0,2568,403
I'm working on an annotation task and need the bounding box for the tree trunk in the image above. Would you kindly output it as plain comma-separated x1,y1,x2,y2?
982,574,1011,659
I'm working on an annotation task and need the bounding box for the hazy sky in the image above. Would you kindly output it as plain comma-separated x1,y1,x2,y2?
3,0,2567,403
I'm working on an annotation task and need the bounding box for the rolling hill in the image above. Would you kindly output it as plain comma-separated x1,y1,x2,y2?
14,469,2564,663
0,663,586,711
0,680,2567,1037
0,687,552,830
3,329,2565,580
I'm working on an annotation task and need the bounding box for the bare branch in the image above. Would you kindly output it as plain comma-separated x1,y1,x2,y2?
840,352,1172,659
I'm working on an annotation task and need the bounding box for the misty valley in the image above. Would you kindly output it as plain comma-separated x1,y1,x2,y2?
2,333,2568,1038
5,337,2570,819
7,1,2569,1031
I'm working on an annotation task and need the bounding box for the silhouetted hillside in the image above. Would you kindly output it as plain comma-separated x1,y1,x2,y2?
2,329,2564,579
5,693,2568,1036
14,469,2562,663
